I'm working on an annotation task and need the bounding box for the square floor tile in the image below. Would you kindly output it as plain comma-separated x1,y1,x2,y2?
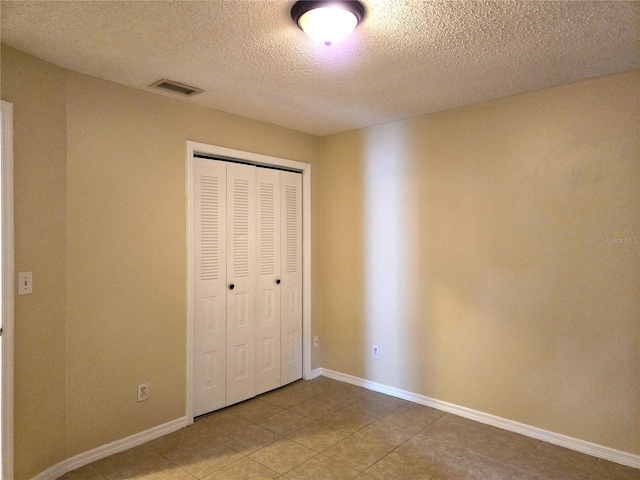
161,439,243,478
259,387,311,409
415,413,490,447
590,459,640,480
288,398,341,420
257,410,314,436
344,392,406,418
249,438,317,474
92,445,179,480
464,426,540,468
226,398,284,423
364,452,438,479
286,379,332,397
201,457,280,480
316,388,367,408
355,414,425,447
58,464,109,480
119,465,196,480
323,436,394,471
396,427,466,466
511,442,598,480
145,426,210,454
287,421,351,452
384,403,445,430
319,408,375,434
284,454,360,480
217,424,282,455
193,411,252,439
430,449,544,480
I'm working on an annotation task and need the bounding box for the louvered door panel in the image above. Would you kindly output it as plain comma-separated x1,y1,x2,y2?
192,158,227,416
192,154,303,416
255,168,281,394
280,171,303,385
226,162,256,406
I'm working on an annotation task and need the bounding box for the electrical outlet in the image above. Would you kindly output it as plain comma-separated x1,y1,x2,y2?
313,336,319,348
372,345,379,359
137,383,149,402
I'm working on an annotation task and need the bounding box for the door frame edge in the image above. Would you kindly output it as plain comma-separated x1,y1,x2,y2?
1,100,15,480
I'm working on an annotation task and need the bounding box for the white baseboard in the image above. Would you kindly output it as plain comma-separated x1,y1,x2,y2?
308,367,323,379
320,368,640,470
31,462,67,480
32,417,188,480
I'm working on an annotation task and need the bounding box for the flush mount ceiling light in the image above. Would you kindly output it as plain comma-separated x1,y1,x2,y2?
291,1,365,46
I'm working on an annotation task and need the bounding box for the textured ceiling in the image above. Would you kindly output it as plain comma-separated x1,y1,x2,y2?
1,0,638,136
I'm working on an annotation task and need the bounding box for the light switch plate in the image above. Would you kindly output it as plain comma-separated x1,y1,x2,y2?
18,272,33,295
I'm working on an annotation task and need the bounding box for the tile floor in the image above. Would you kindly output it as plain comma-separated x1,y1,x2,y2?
60,376,639,480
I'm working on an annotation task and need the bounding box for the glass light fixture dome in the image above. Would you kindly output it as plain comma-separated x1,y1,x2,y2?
291,1,365,46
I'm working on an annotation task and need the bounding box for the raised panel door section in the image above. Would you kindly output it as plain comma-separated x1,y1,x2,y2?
255,168,281,394
193,158,227,416
226,162,256,406
280,171,303,385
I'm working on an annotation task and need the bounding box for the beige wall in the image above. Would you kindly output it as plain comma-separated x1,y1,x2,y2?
2,45,322,477
1,47,68,478
319,70,639,454
63,64,322,459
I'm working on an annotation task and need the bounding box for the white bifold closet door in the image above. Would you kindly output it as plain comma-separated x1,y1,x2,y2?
193,158,227,415
278,170,303,386
255,168,303,394
255,167,281,395
193,157,302,417
226,162,257,406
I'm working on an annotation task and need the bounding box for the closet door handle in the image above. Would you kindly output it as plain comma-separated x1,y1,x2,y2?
229,284,235,290
276,279,281,285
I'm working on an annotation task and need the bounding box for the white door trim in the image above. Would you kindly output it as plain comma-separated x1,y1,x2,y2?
186,141,312,423
1,100,15,480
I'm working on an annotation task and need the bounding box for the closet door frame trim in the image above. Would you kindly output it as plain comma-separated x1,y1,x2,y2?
186,141,311,423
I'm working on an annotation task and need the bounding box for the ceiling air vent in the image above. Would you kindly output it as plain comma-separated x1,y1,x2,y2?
149,79,203,96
